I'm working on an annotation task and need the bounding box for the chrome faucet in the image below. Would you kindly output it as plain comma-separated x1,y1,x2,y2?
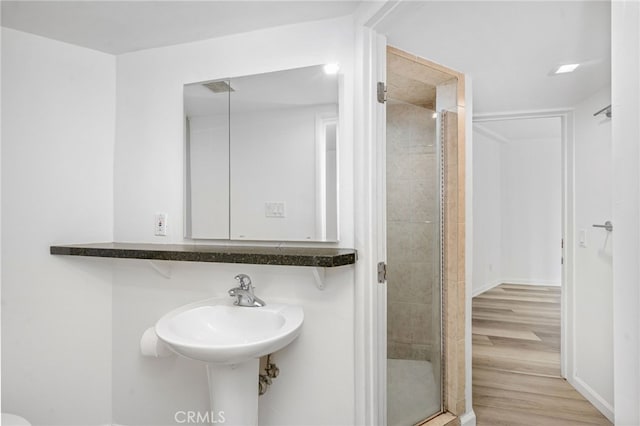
228,274,265,307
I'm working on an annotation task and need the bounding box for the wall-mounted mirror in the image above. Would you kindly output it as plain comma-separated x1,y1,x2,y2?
185,64,339,242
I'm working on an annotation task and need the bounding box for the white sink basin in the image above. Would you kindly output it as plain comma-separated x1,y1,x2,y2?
155,296,304,425
155,297,304,364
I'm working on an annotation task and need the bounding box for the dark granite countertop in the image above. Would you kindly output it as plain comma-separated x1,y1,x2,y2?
50,242,357,267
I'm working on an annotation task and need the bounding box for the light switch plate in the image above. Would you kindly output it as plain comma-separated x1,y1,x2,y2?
579,228,587,247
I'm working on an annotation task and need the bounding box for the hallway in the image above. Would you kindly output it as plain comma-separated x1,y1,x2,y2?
472,284,611,425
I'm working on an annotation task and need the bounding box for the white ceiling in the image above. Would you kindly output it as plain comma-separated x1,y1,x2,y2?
1,1,611,115
1,0,362,54
474,117,562,143
377,1,611,114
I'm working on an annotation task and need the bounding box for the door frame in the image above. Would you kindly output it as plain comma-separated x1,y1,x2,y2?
354,4,469,425
472,109,575,379
352,14,390,426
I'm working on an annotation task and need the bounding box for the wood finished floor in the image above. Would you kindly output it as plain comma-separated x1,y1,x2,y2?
472,284,612,426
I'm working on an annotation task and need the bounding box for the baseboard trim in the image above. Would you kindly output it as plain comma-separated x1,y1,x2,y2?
473,279,561,297
472,280,501,297
501,279,561,287
569,376,614,422
460,410,477,426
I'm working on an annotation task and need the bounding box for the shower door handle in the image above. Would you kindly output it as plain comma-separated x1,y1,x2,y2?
592,221,613,232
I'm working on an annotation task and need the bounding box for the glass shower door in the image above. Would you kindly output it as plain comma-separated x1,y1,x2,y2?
386,97,443,425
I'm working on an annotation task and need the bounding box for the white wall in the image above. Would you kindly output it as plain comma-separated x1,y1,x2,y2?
113,16,356,426
1,28,115,425
471,131,502,296
571,87,614,419
612,1,640,424
501,137,562,286
472,128,562,292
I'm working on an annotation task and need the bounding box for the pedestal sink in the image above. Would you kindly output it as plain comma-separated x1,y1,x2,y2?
155,297,304,426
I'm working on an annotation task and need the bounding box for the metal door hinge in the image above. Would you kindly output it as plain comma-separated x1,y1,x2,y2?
377,261,387,283
377,82,387,104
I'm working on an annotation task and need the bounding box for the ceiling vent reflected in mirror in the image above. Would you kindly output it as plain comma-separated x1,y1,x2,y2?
203,81,235,93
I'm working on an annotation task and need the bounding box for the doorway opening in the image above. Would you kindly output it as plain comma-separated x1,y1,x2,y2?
470,111,612,424
473,111,570,370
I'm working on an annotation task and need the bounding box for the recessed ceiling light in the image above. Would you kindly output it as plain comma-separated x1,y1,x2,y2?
323,63,340,75
554,63,580,74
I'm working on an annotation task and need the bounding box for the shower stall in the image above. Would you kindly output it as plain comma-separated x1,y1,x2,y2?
385,47,460,425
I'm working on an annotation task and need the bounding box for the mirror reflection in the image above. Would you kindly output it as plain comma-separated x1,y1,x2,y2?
185,79,230,239
185,65,339,242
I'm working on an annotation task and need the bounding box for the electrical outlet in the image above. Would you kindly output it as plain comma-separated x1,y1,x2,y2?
155,213,168,236
265,202,286,218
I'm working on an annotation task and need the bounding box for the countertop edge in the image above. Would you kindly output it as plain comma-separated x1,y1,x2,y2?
50,243,357,268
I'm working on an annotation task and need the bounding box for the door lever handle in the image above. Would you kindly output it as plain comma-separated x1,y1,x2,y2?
592,221,613,232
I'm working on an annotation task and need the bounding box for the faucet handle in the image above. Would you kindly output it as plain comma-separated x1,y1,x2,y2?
234,274,252,290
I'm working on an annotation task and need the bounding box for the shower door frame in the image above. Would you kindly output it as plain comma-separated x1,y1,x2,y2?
376,45,468,425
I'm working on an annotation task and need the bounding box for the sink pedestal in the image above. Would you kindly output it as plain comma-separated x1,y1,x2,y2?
206,359,259,426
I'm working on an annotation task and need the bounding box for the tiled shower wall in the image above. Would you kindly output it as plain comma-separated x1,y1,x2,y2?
387,101,440,362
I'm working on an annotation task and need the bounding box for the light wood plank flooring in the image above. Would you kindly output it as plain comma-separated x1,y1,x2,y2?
472,284,611,425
